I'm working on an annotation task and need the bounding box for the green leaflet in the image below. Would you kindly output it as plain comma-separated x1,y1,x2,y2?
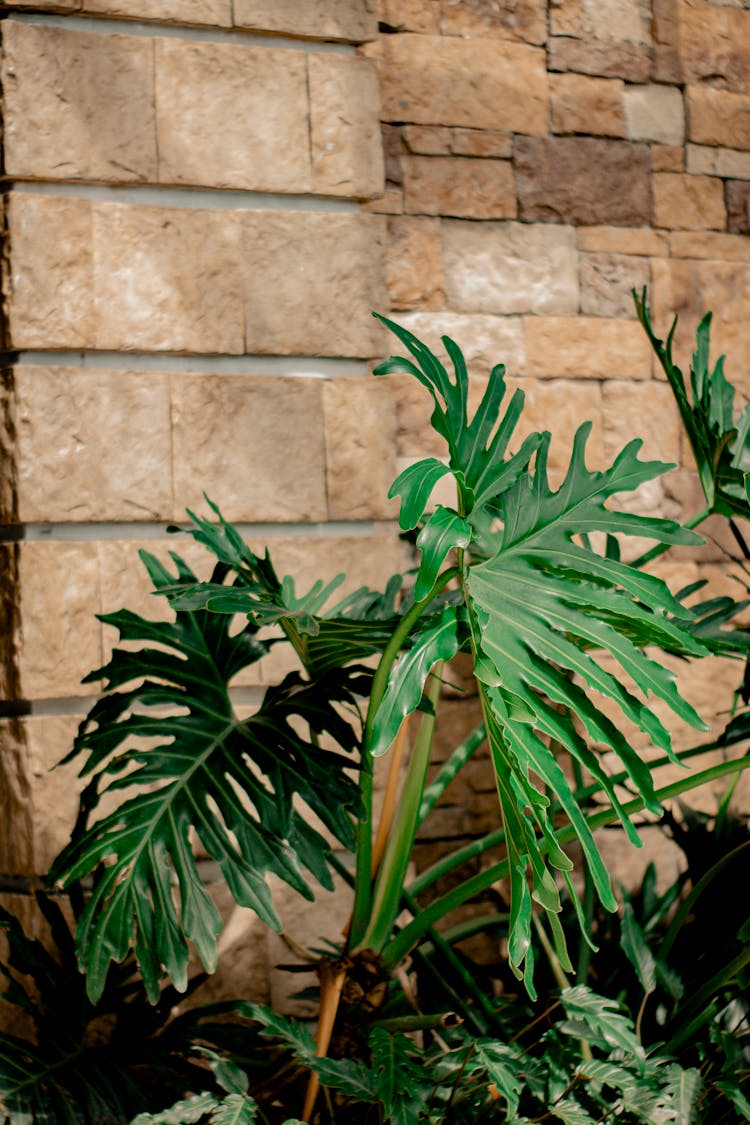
388,457,452,530
50,554,364,1003
370,607,462,758
414,506,472,599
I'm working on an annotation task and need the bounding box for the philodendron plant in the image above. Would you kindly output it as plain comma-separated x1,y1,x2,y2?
37,293,750,1121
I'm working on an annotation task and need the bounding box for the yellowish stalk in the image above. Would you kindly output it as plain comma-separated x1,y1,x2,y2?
301,960,348,1122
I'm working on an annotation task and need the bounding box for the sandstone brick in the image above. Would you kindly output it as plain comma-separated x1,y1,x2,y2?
547,36,652,82
15,367,172,523
242,212,386,357
185,883,269,1008
0,370,17,527
93,203,244,352
550,74,625,137
25,715,83,872
403,125,512,158
361,187,404,215
442,221,579,315
677,0,750,93
652,0,682,83
402,155,516,219
651,258,750,396
668,230,750,260
623,83,685,146
17,541,102,699
370,34,548,135
155,39,310,192
514,137,651,226
549,0,650,44
0,718,33,876
579,252,650,318
440,0,547,45
725,180,750,233
323,379,398,520
81,0,231,21
385,216,446,311
1,22,157,183
576,225,669,255
233,0,377,40
525,316,652,379
6,193,94,349
687,86,750,150
377,0,440,33
309,54,383,198
171,376,327,523
653,173,726,231
508,377,605,486
602,381,681,465
687,144,750,180
650,145,684,172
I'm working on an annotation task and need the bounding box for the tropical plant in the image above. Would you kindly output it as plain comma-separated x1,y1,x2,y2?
4,294,747,1123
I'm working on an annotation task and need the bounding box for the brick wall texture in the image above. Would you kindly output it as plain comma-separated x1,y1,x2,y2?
1,0,750,1007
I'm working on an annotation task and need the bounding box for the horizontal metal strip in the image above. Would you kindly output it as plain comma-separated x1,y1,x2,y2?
12,351,369,376
9,12,359,52
9,179,362,212
16,519,392,542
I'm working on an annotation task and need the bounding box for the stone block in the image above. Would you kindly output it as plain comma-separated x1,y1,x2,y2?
81,0,231,21
677,0,750,93
652,0,681,83
5,193,93,349
442,220,579,315
576,225,668,256
623,83,685,146
579,252,650,318
370,34,548,135
0,369,17,526
402,155,516,219
309,54,383,199
686,144,750,180
93,203,245,353
549,0,650,44
653,173,726,231
385,216,446,311
377,0,440,33
550,74,625,137
440,0,547,45
668,231,750,260
687,86,750,150
514,137,651,226
0,717,33,875
323,379,398,520
242,212,387,357
1,22,157,183
171,375,327,523
387,310,526,392
651,145,684,172
651,258,750,396
17,541,102,700
403,125,512,158
25,714,82,872
547,35,651,82
361,187,404,215
155,39,310,192
14,367,172,523
602,381,681,465
233,0,377,40
524,316,652,379
725,180,750,234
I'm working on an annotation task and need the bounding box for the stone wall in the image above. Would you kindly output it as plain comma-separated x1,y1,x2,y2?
1,0,749,1007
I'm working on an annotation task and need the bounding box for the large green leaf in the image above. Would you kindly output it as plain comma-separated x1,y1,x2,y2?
51,553,365,1002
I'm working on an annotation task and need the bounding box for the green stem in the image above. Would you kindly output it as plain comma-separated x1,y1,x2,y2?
382,755,750,970
353,669,442,954
630,505,711,569
665,944,750,1053
349,567,458,950
658,838,750,960
370,1013,462,1033
408,736,733,899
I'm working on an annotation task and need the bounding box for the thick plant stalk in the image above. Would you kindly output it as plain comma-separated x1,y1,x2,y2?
371,718,411,875
301,959,347,1122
